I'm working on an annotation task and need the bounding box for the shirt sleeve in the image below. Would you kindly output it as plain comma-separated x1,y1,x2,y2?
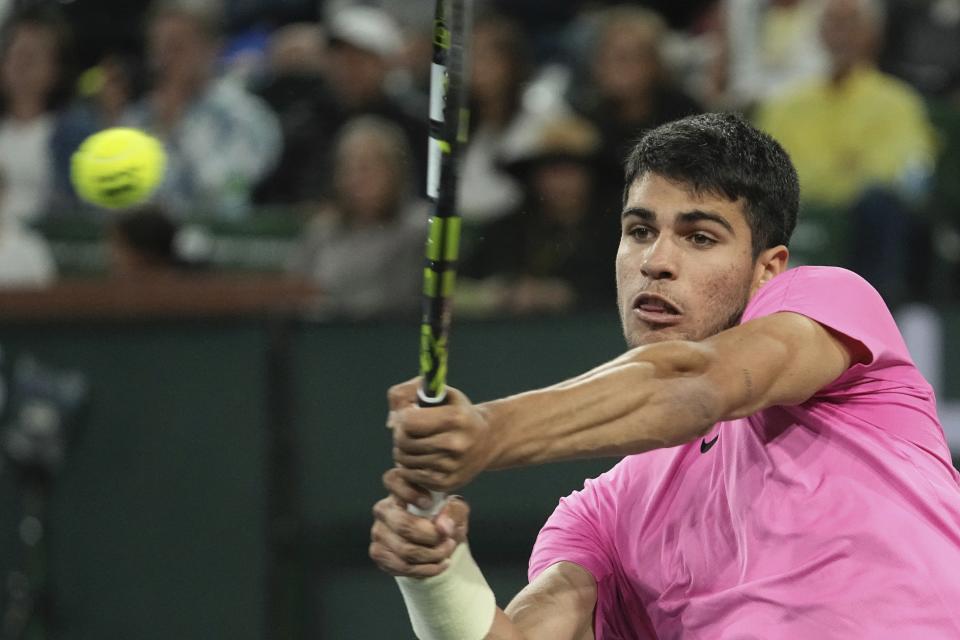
741,266,920,390
743,267,909,364
528,474,618,585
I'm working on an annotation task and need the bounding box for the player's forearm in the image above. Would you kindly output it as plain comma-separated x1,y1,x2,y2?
482,341,723,469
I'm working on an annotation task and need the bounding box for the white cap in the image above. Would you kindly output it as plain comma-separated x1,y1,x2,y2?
327,6,403,59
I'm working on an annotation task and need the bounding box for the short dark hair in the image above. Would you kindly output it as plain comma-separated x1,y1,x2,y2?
623,112,799,257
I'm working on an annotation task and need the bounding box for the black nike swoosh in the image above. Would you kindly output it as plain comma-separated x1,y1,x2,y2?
700,434,719,454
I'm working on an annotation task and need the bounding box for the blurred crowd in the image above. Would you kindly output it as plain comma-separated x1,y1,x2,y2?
0,0,958,319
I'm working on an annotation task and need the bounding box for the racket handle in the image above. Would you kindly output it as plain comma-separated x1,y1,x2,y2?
405,390,449,517
407,490,448,518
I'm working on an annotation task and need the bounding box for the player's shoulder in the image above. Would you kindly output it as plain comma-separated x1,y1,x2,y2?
744,266,887,324
784,264,874,286
760,265,878,298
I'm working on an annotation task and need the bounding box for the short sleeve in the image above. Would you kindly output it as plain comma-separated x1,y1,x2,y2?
528,475,617,584
741,267,915,380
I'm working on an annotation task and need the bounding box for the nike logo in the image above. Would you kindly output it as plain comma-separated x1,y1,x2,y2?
700,434,719,454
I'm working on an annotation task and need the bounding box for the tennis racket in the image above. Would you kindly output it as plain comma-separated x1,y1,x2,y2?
410,0,473,517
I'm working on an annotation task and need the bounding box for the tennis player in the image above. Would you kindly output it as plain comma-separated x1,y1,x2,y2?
369,113,960,638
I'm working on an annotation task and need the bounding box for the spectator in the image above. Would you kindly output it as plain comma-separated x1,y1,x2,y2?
756,0,937,302
0,168,57,288
124,0,282,220
323,0,434,33
323,5,427,195
571,6,702,212
0,5,74,224
711,0,829,108
253,22,342,208
384,10,434,128
459,116,616,316
323,1,438,120
288,116,425,319
458,12,569,227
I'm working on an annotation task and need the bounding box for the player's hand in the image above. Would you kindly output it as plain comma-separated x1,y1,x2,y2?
387,378,499,492
369,473,470,579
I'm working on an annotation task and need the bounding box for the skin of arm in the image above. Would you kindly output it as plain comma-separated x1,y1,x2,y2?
390,311,866,491
485,562,597,640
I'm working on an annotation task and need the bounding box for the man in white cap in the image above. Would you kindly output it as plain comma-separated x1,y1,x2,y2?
324,5,428,192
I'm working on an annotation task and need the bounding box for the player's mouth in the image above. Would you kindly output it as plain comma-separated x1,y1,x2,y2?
632,292,683,326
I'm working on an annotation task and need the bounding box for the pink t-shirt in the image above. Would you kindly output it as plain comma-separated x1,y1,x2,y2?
529,267,960,639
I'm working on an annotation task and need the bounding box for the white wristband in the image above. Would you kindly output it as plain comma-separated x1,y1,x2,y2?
395,543,497,640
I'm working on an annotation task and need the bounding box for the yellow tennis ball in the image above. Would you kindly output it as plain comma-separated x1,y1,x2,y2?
71,127,167,209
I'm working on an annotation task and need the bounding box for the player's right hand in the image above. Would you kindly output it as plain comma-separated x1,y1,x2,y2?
387,377,500,492
369,468,470,579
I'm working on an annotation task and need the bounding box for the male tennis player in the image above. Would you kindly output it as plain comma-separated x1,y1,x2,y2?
369,113,960,638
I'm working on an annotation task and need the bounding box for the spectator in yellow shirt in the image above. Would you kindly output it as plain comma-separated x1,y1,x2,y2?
755,0,936,303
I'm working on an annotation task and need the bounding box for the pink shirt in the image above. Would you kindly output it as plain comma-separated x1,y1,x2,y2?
529,267,960,639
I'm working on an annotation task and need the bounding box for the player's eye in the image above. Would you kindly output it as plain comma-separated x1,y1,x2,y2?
689,233,717,247
627,225,654,241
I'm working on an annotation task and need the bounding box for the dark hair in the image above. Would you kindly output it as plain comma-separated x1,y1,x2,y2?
623,112,799,257
0,5,76,112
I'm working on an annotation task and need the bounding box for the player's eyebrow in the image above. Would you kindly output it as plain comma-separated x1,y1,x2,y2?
677,210,736,235
621,207,735,235
621,207,656,222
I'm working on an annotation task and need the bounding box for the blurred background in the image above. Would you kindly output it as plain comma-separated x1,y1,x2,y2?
0,0,957,637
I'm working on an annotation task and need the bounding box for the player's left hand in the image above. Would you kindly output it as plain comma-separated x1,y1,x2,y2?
369,484,470,579
387,378,499,492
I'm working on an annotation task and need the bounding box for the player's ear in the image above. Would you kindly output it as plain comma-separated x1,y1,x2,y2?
750,244,789,296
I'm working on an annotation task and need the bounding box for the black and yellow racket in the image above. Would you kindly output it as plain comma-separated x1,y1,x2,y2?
412,0,473,516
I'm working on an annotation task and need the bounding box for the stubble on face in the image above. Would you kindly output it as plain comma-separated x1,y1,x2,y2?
688,264,753,342
620,263,752,349
616,174,758,349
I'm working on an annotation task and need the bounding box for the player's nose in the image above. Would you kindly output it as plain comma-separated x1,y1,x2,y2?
640,236,678,281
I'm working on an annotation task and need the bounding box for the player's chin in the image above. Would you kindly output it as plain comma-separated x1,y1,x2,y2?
625,322,691,347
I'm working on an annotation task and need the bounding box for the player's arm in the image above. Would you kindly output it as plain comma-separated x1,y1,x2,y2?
371,470,596,640
487,311,866,466
496,563,597,640
390,311,867,489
